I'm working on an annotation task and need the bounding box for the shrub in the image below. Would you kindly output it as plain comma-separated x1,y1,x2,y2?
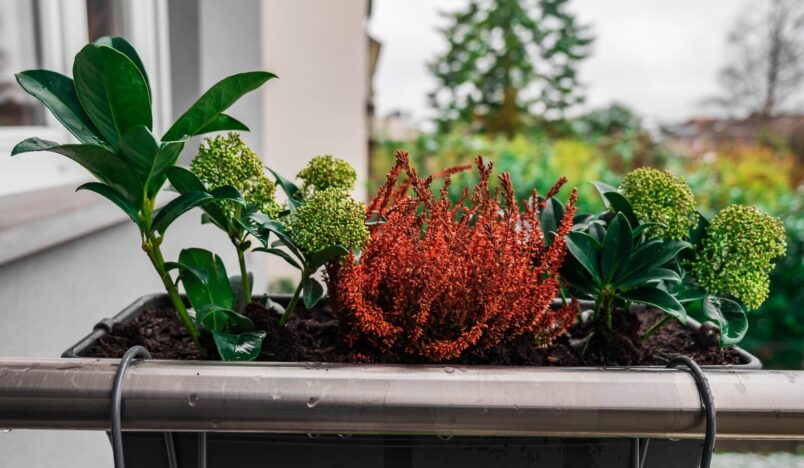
619,167,698,240
691,205,787,311
297,155,357,195
191,132,280,219
330,151,578,362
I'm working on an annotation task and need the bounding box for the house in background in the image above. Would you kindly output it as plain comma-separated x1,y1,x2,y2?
0,1,377,466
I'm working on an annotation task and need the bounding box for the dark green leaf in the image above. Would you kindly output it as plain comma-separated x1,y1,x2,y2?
592,181,617,207
77,182,142,229
210,185,246,205
163,71,275,141
250,214,304,260
166,166,205,192
623,239,692,277
195,113,249,134
152,191,213,234
702,296,748,346
632,222,663,239
95,36,151,101
178,248,233,310
689,211,709,249
540,197,565,243
588,221,606,243
73,43,152,147
618,287,686,323
212,330,266,361
308,245,350,271
253,247,302,270
618,268,682,290
600,213,633,281
15,70,104,144
266,166,301,206
230,273,253,313
302,276,325,309
566,231,601,286
11,138,141,203
197,304,254,333
674,286,707,304
602,191,638,228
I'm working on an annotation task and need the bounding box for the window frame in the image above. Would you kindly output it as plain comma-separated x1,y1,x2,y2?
0,0,172,196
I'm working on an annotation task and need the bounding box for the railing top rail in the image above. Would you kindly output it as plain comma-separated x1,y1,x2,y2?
1,358,803,440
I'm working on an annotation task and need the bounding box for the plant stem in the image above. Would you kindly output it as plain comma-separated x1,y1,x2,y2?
235,242,251,305
144,236,204,354
281,276,305,326
640,315,672,344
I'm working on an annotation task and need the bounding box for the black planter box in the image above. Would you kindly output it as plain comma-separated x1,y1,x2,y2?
63,295,762,468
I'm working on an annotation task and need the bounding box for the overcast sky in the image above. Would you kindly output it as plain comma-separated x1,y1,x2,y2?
368,0,747,128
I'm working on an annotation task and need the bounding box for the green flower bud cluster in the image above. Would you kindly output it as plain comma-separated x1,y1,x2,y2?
620,167,698,240
286,187,369,254
191,132,280,218
691,205,787,310
296,155,357,196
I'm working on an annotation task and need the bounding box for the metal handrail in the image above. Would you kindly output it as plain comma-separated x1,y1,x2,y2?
1,357,803,440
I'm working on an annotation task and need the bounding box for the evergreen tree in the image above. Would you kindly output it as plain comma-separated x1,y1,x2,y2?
429,0,593,137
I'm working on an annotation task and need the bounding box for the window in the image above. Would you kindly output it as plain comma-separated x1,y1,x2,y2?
0,0,171,198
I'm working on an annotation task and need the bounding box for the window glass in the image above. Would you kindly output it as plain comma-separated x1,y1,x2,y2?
0,0,45,127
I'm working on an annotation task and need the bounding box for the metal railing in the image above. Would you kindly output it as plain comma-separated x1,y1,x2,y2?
1,357,803,440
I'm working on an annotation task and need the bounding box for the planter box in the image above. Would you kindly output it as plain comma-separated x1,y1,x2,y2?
63,294,762,468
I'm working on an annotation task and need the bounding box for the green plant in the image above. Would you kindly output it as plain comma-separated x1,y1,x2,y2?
691,205,787,311
248,172,368,326
11,36,273,353
169,249,265,361
169,133,279,305
296,154,357,196
619,167,698,240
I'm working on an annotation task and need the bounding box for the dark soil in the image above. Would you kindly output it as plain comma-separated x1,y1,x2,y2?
85,300,745,366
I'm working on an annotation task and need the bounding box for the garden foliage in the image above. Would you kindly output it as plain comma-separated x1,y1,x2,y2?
330,151,578,362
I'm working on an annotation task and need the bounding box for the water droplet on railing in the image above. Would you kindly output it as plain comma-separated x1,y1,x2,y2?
338,434,352,439
307,396,321,408
437,435,453,440
188,393,199,407
307,433,321,439
443,366,456,374
0,429,11,434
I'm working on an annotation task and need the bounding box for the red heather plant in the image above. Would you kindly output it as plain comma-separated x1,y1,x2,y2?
330,151,578,362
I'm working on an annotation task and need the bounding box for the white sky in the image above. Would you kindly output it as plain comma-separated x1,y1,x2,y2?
368,0,747,128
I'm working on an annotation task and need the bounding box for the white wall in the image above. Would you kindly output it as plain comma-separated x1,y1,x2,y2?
261,0,370,202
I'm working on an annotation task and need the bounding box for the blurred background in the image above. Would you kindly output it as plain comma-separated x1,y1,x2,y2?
0,0,802,466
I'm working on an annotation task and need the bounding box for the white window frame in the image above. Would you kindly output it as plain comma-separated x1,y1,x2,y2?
0,0,172,197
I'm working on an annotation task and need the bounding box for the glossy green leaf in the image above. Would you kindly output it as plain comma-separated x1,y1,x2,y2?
197,304,254,333
95,36,151,101
566,231,601,286
250,214,304,260
163,71,275,141
77,182,142,229
253,247,302,270
209,185,246,205
11,138,141,203
689,211,710,249
178,248,233,310
632,222,663,239
623,239,691,277
618,287,687,323
230,273,253,313
602,191,638,228
618,268,682,290
302,276,325,309
600,213,633,281
588,221,606,243
540,197,565,243
591,181,617,207
308,245,350,271
674,286,707,304
195,114,249,134
73,43,152,147
266,166,302,207
15,70,104,145
702,296,748,346
151,191,213,234
212,330,266,361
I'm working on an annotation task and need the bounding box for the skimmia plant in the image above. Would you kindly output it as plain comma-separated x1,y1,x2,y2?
11,37,274,354
248,156,368,326
563,168,787,346
169,133,280,305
